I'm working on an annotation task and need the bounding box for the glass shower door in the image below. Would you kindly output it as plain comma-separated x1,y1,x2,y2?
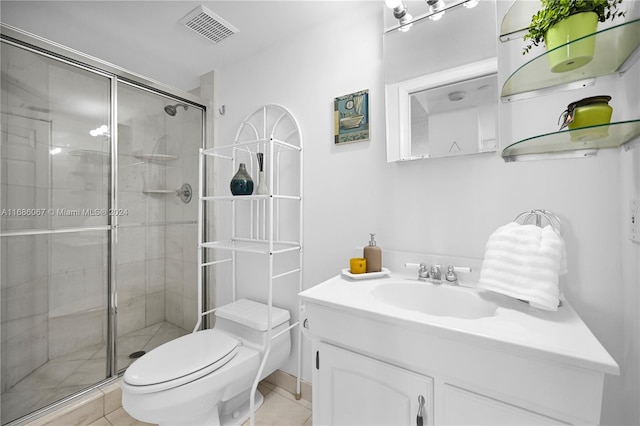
115,83,202,370
1,42,112,424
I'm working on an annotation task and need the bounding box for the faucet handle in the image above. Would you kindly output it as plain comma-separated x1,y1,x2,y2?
404,262,429,279
445,265,458,284
418,263,429,279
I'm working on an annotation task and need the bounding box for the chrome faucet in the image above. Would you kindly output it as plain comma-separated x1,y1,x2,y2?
406,262,463,285
413,263,443,284
429,265,442,281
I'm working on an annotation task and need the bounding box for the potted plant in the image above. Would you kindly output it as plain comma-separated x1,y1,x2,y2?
523,0,625,73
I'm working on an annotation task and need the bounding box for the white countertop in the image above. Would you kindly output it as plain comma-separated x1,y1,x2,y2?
299,271,620,375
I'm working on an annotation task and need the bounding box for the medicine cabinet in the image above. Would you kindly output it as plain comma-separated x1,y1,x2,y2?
382,0,498,162
385,58,498,162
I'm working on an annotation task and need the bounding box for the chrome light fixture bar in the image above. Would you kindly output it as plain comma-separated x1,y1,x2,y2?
385,0,478,33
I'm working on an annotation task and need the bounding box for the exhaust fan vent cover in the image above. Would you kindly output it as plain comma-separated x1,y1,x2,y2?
180,5,238,44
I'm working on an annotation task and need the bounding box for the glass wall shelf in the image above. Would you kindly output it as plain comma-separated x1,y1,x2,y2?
499,0,541,41
502,19,640,101
134,153,179,162
502,120,640,162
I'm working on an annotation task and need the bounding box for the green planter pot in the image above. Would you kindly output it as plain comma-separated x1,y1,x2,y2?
545,12,598,73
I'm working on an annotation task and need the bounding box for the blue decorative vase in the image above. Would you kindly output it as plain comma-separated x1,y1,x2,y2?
230,163,253,195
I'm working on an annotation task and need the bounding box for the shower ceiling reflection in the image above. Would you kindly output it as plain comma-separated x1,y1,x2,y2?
0,28,207,425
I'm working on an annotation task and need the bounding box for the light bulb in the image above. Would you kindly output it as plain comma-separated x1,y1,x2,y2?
463,0,478,8
385,0,402,8
429,9,445,20
398,13,413,31
429,0,446,20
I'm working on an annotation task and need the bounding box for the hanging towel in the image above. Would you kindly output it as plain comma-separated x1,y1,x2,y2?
478,222,567,311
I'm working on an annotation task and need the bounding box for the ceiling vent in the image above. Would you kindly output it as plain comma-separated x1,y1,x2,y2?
179,5,239,44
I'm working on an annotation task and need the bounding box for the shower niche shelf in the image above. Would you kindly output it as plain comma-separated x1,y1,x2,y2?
69,149,110,161
134,153,179,162
70,171,106,178
501,19,640,101
502,120,640,161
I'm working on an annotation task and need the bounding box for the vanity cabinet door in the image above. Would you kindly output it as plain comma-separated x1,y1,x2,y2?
442,385,568,425
316,342,433,426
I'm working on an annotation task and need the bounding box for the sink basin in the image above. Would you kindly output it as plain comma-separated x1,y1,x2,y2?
371,282,499,319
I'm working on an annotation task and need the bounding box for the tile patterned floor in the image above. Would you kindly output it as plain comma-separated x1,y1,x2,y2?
2,322,189,425
86,381,312,426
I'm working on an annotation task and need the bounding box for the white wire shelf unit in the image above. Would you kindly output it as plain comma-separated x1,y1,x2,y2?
196,104,303,426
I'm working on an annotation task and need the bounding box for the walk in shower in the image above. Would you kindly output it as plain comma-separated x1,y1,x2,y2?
0,28,206,424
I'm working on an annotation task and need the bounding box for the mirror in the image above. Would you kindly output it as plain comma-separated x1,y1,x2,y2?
383,0,499,162
386,59,498,161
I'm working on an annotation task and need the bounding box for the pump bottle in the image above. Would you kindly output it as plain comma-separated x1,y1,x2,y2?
363,233,382,273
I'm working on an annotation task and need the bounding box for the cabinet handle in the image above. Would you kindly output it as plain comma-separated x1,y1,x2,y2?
417,394,425,426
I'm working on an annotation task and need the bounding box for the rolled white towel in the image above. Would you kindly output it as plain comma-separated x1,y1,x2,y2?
478,222,566,311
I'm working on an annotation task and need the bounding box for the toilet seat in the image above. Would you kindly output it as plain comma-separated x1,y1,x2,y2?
123,329,239,394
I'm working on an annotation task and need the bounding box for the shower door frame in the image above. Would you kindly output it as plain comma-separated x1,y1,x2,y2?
0,23,209,424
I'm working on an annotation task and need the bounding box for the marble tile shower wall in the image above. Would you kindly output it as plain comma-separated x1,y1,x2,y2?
164,114,199,332
116,105,199,339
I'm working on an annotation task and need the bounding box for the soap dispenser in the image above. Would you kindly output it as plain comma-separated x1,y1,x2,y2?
363,233,382,273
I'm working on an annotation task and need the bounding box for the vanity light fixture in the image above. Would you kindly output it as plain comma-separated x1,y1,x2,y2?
385,0,480,33
385,0,414,31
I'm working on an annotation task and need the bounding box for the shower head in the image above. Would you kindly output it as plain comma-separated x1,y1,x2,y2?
164,103,189,116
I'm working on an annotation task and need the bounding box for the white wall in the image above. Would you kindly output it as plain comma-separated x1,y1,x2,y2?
214,1,639,424
213,0,384,379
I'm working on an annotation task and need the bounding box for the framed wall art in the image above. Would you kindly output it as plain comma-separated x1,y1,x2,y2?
334,89,369,144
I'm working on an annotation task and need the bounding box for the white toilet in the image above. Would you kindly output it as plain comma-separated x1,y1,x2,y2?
121,299,291,426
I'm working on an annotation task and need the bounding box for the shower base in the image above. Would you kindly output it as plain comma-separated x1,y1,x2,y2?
1,321,188,425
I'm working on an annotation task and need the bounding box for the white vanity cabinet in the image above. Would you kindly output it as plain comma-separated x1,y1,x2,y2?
300,273,619,426
315,342,433,426
441,385,565,425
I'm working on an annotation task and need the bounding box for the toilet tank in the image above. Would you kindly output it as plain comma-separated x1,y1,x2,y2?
214,299,291,379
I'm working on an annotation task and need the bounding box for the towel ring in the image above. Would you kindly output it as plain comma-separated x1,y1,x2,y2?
514,209,563,235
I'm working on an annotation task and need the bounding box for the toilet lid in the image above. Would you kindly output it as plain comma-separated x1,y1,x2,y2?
215,299,290,331
124,329,239,387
